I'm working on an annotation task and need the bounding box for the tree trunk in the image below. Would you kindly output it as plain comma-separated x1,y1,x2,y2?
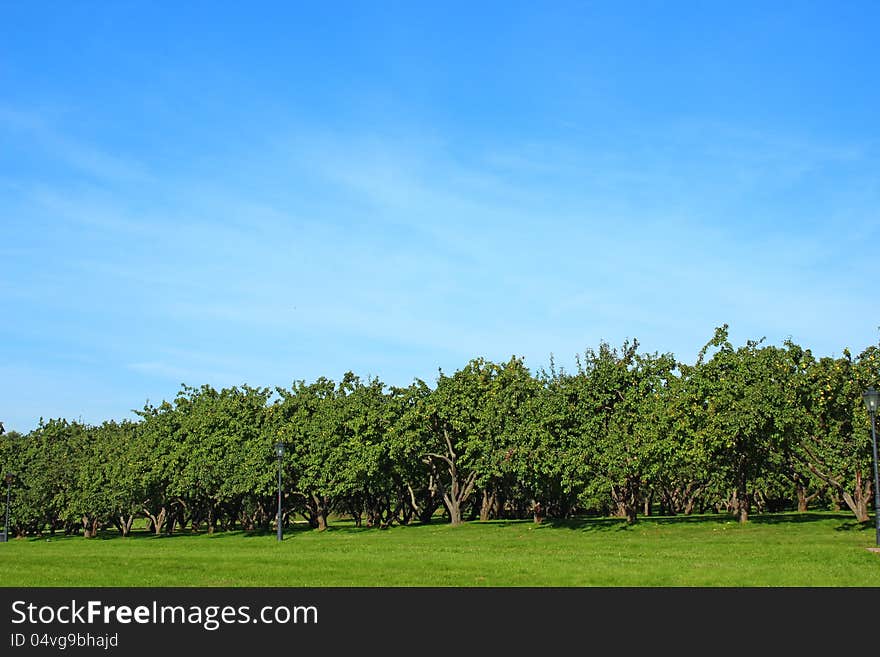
427,426,477,527
532,501,544,524
113,514,135,536
82,516,96,538
493,492,505,520
842,492,869,522
310,494,330,530
797,484,808,512
611,484,638,524
144,507,167,536
842,472,871,523
736,489,749,524
808,463,871,522
479,490,495,522
802,443,870,522
407,479,441,525
418,499,439,524
446,497,463,525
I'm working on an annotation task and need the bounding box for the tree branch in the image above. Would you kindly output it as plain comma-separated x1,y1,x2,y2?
442,426,456,460
424,452,454,469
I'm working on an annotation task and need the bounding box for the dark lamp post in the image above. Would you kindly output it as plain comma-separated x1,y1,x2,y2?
862,387,880,546
2,473,13,543
275,442,285,542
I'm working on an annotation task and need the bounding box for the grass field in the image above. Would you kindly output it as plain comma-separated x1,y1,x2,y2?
2,512,879,587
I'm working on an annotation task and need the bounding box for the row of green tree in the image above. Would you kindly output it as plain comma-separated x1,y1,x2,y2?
1,325,877,538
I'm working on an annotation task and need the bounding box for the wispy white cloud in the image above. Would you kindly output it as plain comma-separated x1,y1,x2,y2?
4,108,879,432
0,104,154,185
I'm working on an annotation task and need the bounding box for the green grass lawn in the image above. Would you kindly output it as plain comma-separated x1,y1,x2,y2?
2,512,879,586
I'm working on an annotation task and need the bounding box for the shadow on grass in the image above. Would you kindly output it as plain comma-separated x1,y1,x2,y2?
21,522,323,543
532,514,733,533
831,520,876,533
16,511,865,541
745,511,873,533
748,512,853,525
536,511,858,533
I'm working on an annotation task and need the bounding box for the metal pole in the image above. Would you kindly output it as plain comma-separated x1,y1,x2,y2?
3,479,10,543
870,410,880,547
277,453,283,542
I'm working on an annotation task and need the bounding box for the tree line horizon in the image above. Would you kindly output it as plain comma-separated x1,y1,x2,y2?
1,324,878,538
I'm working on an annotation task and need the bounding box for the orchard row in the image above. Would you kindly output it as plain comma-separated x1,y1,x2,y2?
1,325,877,537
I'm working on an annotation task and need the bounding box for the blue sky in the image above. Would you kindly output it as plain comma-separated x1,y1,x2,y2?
2,2,879,432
